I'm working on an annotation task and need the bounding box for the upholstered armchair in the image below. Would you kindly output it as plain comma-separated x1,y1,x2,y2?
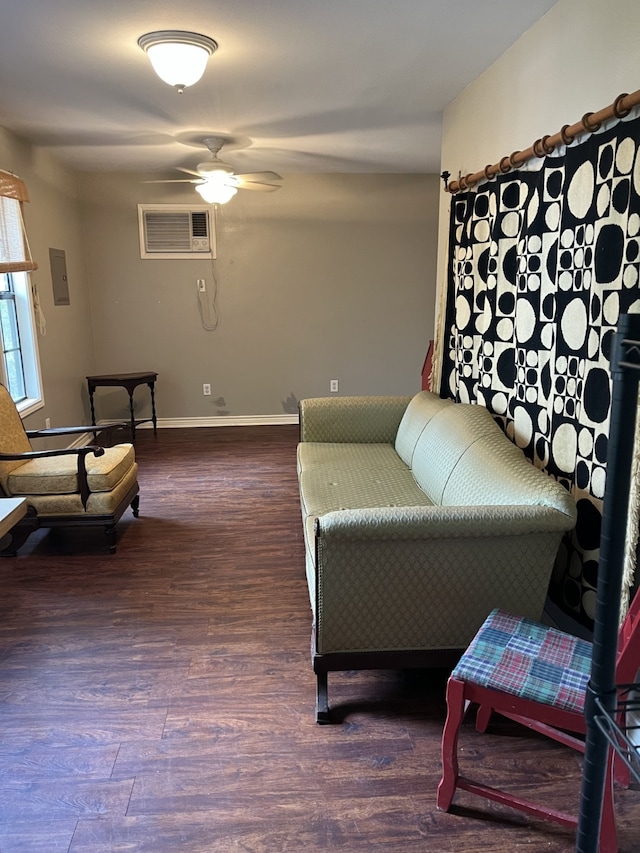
0,384,139,555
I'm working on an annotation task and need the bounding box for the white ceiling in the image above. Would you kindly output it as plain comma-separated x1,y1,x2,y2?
0,0,559,178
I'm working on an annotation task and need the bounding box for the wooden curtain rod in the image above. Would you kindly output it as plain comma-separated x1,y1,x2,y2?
443,89,640,194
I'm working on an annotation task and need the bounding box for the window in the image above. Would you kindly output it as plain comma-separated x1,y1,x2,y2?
0,170,42,415
0,271,42,413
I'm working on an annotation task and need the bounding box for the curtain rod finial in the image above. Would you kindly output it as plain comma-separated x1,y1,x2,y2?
440,170,451,191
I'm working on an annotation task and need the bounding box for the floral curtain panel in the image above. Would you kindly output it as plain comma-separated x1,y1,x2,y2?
441,113,640,628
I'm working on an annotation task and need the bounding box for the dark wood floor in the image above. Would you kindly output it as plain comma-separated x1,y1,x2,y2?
1,425,639,852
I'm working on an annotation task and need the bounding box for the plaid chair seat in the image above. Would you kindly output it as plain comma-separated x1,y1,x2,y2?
452,608,593,713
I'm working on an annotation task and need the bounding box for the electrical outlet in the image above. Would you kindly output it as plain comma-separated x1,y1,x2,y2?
203,383,211,396
330,379,339,393
45,417,51,429
197,279,206,292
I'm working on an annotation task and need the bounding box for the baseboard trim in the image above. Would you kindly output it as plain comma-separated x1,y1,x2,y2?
99,414,299,429
66,415,298,448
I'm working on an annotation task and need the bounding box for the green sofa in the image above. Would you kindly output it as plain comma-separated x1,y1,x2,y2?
297,391,577,722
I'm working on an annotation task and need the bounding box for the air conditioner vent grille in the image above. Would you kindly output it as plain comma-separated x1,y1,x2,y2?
137,205,215,259
191,211,208,238
145,212,193,251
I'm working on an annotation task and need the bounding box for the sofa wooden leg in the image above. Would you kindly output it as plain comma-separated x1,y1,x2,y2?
316,671,331,724
131,494,140,518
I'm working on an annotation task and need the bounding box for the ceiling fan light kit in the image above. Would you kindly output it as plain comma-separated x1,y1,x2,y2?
145,135,282,205
138,30,218,93
195,181,238,205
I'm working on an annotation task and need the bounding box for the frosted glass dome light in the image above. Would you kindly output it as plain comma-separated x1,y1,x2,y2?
195,179,238,205
138,31,218,93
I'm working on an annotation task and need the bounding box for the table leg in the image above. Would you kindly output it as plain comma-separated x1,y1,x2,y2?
88,388,100,441
89,389,96,427
127,390,136,443
148,381,157,435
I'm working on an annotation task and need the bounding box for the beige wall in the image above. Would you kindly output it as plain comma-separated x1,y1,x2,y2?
0,127,438,426
435,0,640,348
0,128,96,430
78,172,439,421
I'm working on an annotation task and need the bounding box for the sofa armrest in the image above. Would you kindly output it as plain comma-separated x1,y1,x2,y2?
315,503,576,540
312,504,576,656
299,396,412,443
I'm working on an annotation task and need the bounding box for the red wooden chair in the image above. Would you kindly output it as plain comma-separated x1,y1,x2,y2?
437,589,640,852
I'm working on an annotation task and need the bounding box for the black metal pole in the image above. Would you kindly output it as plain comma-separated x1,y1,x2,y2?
576,313,640,852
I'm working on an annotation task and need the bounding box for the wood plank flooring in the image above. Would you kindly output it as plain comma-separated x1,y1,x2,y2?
0,425,639,852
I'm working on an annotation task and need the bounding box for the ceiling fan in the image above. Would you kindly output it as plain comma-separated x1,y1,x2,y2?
146,136,282,203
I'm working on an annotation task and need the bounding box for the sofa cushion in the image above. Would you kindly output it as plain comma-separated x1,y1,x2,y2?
442,428,576,515
410,404,500,503
394,391,453,466
298,441,404,474
298,442,432,518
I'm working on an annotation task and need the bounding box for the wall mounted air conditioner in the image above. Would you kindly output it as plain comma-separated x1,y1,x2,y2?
137,204,216,259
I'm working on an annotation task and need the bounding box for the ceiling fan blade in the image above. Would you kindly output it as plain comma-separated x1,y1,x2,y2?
236,171,282,183
141,178,202,184
236,181,282,192
177,167,204,178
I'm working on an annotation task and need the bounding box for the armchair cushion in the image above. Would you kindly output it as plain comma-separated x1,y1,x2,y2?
5,443,135,495
24,462,139,516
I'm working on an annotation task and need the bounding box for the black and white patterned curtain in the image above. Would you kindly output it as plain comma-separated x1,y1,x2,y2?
441,112,640,629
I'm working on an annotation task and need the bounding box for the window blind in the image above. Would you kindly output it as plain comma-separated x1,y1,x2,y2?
0,170,37,273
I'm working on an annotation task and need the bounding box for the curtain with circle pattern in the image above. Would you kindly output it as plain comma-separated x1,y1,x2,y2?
441,112,640,629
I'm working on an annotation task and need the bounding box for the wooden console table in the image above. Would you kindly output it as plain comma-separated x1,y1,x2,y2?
87,371,158,443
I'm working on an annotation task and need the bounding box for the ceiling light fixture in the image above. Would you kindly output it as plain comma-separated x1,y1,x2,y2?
138,30,218,94
195,177,238,205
